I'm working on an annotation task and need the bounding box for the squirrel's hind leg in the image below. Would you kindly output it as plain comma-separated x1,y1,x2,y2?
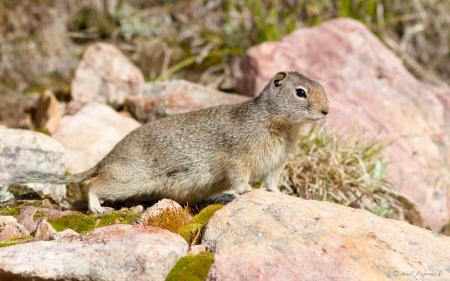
227,167,252,194
88,190,104,214
83,176,107,214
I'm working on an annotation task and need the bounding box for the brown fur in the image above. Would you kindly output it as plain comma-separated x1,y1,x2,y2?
11,71,329,213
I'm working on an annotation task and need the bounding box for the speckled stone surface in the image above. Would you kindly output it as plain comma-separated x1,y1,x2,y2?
0,224,188,281
203,190,450,281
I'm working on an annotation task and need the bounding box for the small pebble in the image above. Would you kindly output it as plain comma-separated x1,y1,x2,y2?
42,199,53,209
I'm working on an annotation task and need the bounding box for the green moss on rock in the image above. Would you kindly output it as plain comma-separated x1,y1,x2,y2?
191,204,223,225
48,210,140,233
96,210,140,227
176,204,224,244
177,223,203,243
165,251,214,281
0,235,32,248
33,210,46,221
0,206,22,216
49,211,95,233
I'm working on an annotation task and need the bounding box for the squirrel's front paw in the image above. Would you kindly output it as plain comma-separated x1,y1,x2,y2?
265,186,281,193
235,184,253,195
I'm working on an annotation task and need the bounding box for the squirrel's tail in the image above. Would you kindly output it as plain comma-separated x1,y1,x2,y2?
7,166,98,185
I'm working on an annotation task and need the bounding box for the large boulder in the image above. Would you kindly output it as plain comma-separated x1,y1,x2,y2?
53,103,140,174
70,43,145,111
0,126,66,201
203,190,450,281
231,19,450,229
126,80,248,123
0,224,188,281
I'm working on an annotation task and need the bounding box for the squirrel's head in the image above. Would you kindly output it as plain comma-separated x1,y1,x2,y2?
259,71,329,124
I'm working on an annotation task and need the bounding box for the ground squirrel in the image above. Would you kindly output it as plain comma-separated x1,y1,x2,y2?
9,71,329,213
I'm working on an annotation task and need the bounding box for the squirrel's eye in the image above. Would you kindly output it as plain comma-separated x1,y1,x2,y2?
296,88,307,98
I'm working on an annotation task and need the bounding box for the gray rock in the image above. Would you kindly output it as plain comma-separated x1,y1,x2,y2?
203,190,450,281
0,127,66,202
0,224,188,281
126,80,248,123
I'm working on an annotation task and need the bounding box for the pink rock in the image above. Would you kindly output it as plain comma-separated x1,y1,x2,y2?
232,19,450,229
0,224,188,281
53,228,79,239
31,217,57,240
53,102,140,173
126,80,248,122
189,244,208,255
35,207,73,220
41,198,53,209
0,216,29,241
70,43,144,110
129,205,144,214
16,206,37,233
203,190,450,281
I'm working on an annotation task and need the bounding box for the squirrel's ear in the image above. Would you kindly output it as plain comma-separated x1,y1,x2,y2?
273,72,287,87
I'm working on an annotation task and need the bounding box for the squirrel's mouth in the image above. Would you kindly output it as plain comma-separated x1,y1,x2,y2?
306,112,327,121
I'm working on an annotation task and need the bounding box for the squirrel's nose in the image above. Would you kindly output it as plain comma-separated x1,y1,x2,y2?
320,105,329,116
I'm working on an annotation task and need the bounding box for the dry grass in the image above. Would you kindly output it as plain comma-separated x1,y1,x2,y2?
141,207,193,233
281,127,422,226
